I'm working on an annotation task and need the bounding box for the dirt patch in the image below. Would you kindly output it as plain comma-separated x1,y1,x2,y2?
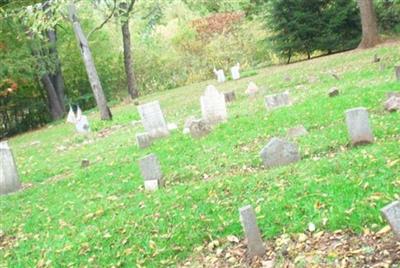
0,231,16,250
180,228,400,267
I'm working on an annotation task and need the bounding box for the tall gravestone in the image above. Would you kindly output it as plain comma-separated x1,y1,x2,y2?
345,107,374,145
381,201,400,238
213,68,226,83
230,63,240,80
239,205,265,259
0,141,21,195
138,153,163,191
201,85,228,125
260,138,300,168
265,91,292,110
137,101,169,139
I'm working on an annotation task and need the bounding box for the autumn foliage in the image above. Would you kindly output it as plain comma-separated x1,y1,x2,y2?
191,12,245,39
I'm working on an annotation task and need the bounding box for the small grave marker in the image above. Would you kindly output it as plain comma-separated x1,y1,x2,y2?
265,91,291,110
75,115,90,133
137,101,169,139
260,138,300,168
188,119,211,138
200,85,227,125
138,154,163,191
230,63,240,80
287,125,308,138
246,82,259,98
136,132,153,149
0,141,21,195
81,159,90,168
381,201,400,238
239,205,266,259
345,107,374,146
328,87,339,97
224,91,236,103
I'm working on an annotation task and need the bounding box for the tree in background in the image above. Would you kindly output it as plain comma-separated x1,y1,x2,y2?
357,0,380,48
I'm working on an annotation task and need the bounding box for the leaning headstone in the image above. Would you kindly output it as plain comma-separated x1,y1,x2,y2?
188,119,211,138
0,141,21,195
245,82,259,98
75,115,90,133
381,201,400,238
328,87,339,97
260,138,300,168
136,132,153,149
395,66,400,81
200,85,228,125
138,154,163,191
137,101,169,139
265,91,291,110
287,125,308,138
345,107,374,146
224,91,236,103
213,68,226,83
231,63,240,80
384,95,400,112
239,205,266,259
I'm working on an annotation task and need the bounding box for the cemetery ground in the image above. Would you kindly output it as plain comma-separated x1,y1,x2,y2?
1,42,400,267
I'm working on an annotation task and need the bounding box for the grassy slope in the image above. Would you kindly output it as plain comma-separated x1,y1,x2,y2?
1,43,400,267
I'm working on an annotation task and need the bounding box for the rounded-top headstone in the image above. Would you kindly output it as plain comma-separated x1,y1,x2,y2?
345,107,374,146
260,138,300,168
0,141,21,195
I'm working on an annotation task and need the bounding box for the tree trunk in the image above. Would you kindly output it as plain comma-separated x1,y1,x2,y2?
41,74,64,120
121,19,139,99
47,29,66,111
357,0,380,48
68,3,112,120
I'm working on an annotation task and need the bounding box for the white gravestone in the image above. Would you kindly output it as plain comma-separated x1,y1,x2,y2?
345,107,374,146
201,85,228,125
246,82,259,98
239,205,266,259
265,91,292,110
66,105,76,124
213,68,226,83
75,115,90,133
231,63,240,80
137,101,170,139
0,141,21,195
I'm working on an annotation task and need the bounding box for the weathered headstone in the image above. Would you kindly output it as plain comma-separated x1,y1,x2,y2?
239,205,265,259
200,85,227,125
395,66,400,81
260,138,300,168
245,82,259,98
81,159,90,168
136,132,153,149
231,63,240,80
287,125,308,138
345,107,374,146
75,115,90,133
373,54,380,63
213,68,226,83
137,101,169,139
381,201,400,238
328,87,339,97
188,119,211,138
0,141,21,195
384,95,400,112
183,116,196,135
224,91,236,103
265,91,292,110
138,154,163,191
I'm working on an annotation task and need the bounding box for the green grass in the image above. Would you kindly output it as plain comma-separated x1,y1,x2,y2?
1,42,400,267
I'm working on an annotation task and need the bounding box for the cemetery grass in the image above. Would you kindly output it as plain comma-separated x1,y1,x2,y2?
1,42,400,267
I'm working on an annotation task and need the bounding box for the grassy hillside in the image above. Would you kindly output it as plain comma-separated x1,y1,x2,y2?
1,42,400,267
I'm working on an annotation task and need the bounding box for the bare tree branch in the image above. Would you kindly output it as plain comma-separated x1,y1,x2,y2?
87,0,117,40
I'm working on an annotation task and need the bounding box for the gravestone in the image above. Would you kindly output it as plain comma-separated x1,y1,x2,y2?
138,154,163,191
213,68,226,83
239,205,265,259
328,87,339,97
188,119,211,138
144,180,159,192
75,115,90,133
167,123,178,131
231,63,240,80
384,95,400,112
66,105,76,124
0,141,21,195
137,101,169,139
265,91,291,110
345,107,374,145
200,85,228,125
381,201,400,238
396,66,400,81
373,54,380,63
81,159,90,168
260,138,300,168
245,82,259,98
224,91,236,103
183,116,196,134
136,132,153,149
287,125,308,138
